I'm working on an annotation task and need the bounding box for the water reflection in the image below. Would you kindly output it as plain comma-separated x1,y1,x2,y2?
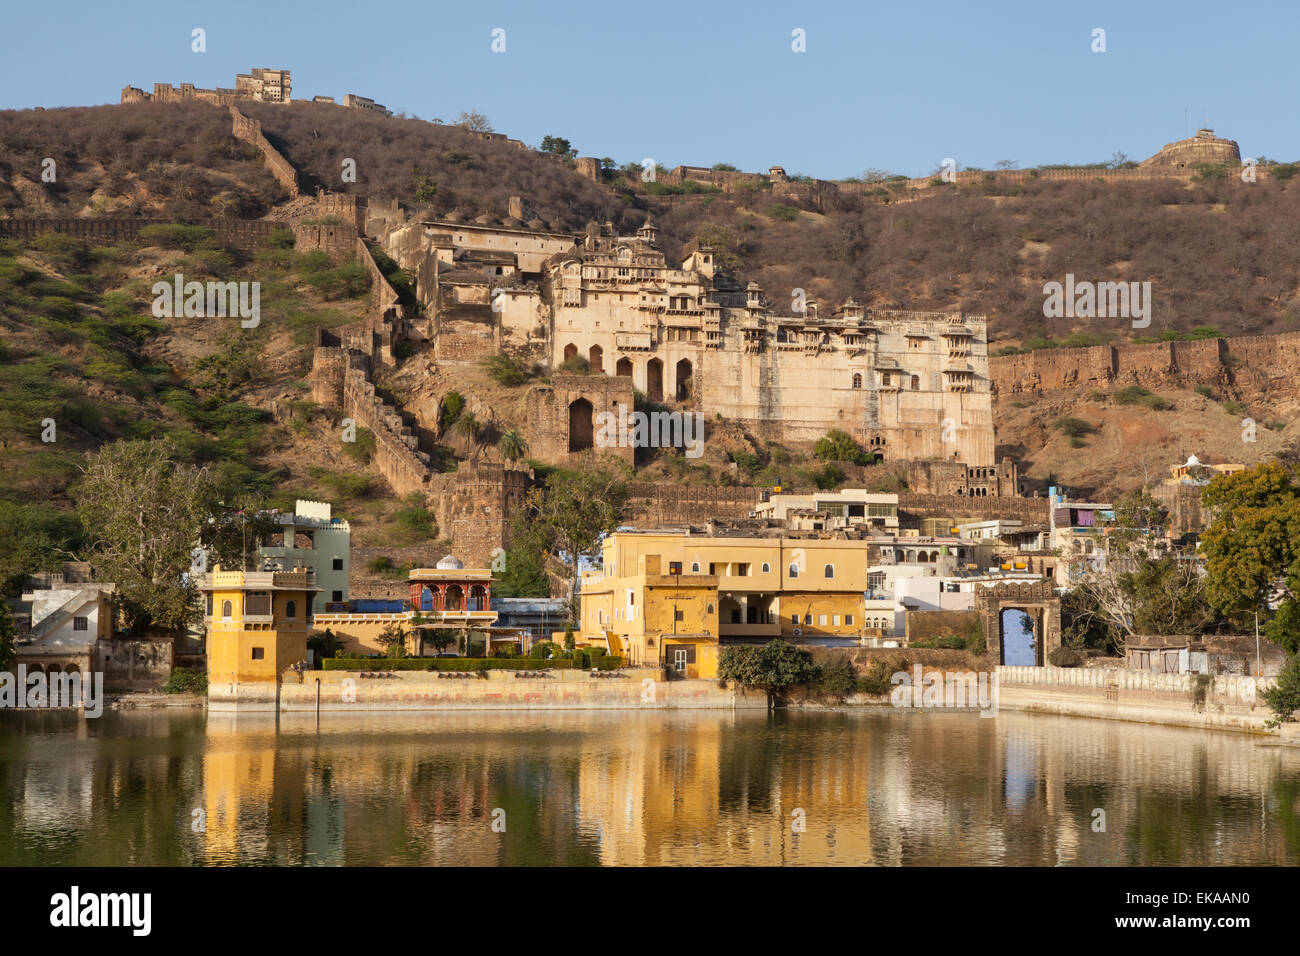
0,709,1296,866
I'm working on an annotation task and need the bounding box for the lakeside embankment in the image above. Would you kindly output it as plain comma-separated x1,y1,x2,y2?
197,663,1300,739
208,667,769,712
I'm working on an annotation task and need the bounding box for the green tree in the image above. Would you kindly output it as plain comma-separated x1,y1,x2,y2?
1263,654,1300,725
377,621,409,658
510,461,629,622
0,501,81,597
1123,554,1216,636
74,438,219,633
497,428,529,463
813,429,868,465
718,639,821,710
1201,461,1300,623
540,135,576,159
453,410,483,458
0,601,16,673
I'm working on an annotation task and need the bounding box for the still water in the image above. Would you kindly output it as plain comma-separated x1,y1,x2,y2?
1,708,1297,866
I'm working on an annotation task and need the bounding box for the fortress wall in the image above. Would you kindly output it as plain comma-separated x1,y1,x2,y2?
426,463,531,567
229,105,299,199
990,331,1300,399
341,365,430,497
624,483,765,526
897,493,1050,524
0,217,277,251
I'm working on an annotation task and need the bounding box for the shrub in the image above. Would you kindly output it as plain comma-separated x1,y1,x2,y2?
162,666,208,694
1054,416,1095,446
529,640,561,660
816,654,857,701
482,353,531,386
1263,654,1300,726
1048,646,1084,668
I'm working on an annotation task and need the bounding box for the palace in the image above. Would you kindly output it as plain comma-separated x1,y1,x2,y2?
378,213,995,465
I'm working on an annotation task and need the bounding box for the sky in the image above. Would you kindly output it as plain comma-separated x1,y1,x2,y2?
1,0,1295,179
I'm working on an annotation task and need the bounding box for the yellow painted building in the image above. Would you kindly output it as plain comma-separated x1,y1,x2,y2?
200,566,319,685
581,532,876,674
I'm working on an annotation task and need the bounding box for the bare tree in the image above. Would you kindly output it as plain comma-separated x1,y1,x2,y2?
455,111,493,133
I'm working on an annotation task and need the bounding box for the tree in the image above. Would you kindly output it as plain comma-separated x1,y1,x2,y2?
510,460,629,622
377,621,409,658
1124,554,1216,636
455,111,493,133
493,538,550,598
718,639,821,710
540,135,575,159
814,429,869,465
0,601,15,673
1262,653,1300,726
1201,461,1300,623
453,410,484,459
0,501,80,597
497,428,528,463
74,438,219,633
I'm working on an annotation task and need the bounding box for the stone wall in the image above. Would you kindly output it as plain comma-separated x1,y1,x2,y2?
0,216,278,251
989,332,1300,405
897,493,1050,524
905,609,981,646
97,639,174,692
270,667,767,711
341,364,431,496
229,105,299,198
426,462,531,567
525,374,635,466
625,483,765,526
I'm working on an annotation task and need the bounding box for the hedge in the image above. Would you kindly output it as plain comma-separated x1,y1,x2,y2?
322,656,624,672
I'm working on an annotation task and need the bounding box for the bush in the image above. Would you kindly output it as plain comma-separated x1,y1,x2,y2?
1048,646,1084,668
529,640,561,660
857,656,909,697
482,353,531,386
1263,654,1300,726
323,657,574,671
817,654,857,701
162,666,208,694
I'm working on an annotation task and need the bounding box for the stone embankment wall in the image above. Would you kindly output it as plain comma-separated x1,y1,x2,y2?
996,665,1278,733
205,669,768,711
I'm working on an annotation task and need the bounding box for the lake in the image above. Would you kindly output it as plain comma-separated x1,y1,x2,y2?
1,708,1297,865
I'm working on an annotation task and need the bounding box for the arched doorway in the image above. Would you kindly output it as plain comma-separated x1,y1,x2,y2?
646,358,664,402
568,398,594,452
470,585,487,612
589,345,604,374
419,586,436,612
675,358,692,401
563,343,578,363
1000,608,1038,666
616,357,633,378
445,585,464,612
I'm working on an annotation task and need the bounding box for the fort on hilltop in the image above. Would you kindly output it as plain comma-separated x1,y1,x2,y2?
1139,128,1241,168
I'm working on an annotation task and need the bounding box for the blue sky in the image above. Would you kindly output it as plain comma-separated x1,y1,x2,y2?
1,0,1293,178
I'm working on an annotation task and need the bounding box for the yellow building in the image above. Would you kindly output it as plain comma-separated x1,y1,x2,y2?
200,566,319,686
580,532,875,675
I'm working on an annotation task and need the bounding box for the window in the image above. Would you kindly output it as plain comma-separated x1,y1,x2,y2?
221,600,233,620
691,562,700,572
818,615,827,626
708,563,717,575
252,648,265,660
707,603,715,614
674,609,684,622
791,614,799,625
833,615,840,626
73,616,88,631
286,600,296,619
852,373,862,389
788,564,799,578
332,557,344,570
735,563,749,576
331,590,343,602
206,594,213,616
845,614,854,626
761,563,770,573
668,561,682,575
824,564,834,578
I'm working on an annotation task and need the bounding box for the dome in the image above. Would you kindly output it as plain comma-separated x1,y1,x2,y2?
1185,454,1202,467
435,554,464,570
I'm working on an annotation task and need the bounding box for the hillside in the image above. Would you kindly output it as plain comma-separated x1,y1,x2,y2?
2,99,1299,562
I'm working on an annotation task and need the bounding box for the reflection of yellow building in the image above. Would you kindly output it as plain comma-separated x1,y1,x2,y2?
199,567,319,685
580,532,876,671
